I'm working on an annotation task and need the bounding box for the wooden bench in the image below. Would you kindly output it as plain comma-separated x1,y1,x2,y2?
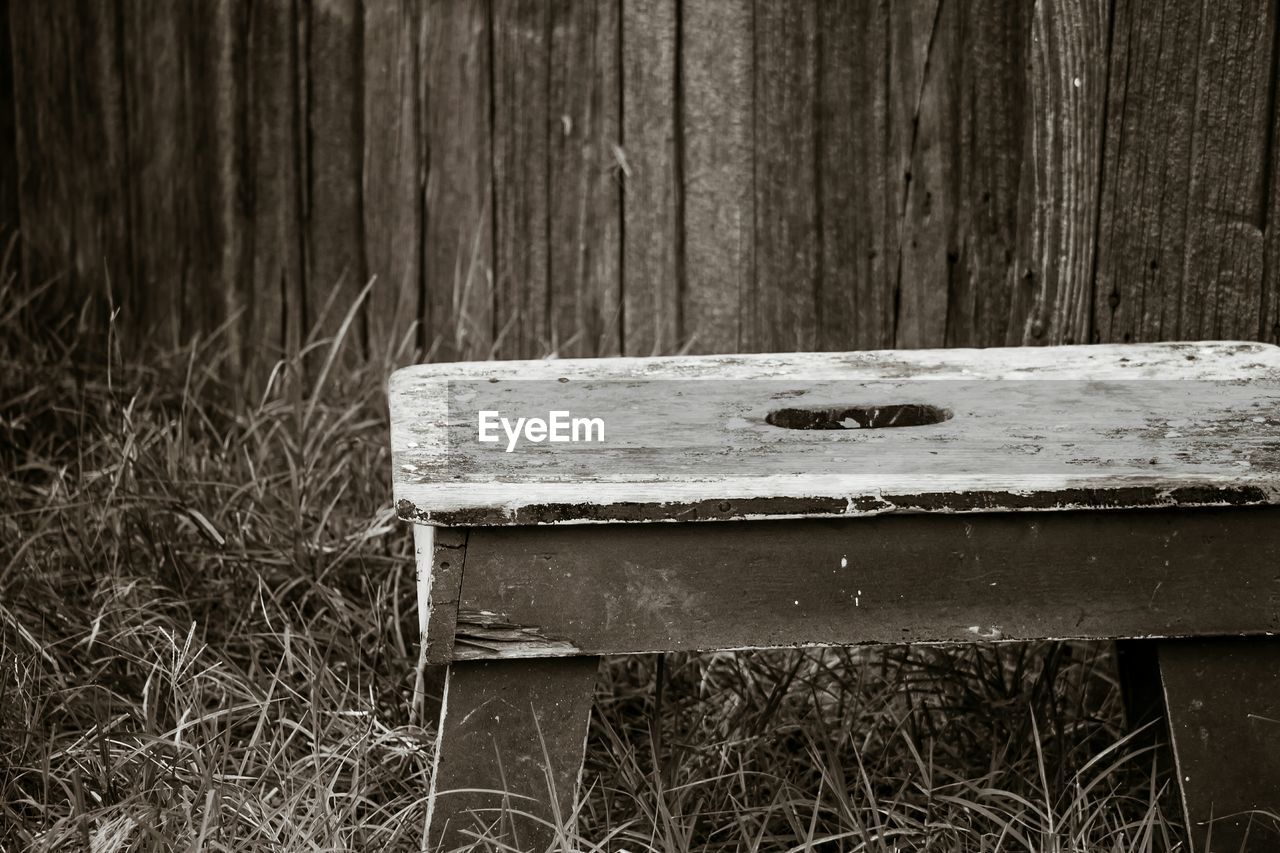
390,341,1280,852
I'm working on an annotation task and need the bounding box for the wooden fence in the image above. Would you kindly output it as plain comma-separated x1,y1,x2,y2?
4,0,1280,375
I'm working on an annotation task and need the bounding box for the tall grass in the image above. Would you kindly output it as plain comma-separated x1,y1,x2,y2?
1,271,1182,851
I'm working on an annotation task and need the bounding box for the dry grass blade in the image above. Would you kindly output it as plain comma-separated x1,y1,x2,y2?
1,268,1188,852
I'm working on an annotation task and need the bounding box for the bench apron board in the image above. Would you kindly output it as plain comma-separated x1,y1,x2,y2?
390,341,1280,852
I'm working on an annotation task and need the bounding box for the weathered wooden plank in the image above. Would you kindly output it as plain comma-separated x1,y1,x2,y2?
1267,137,1280,344
390,342,1280,526
890,0,1029,348
186,0,249,369
427,657,599,850
816,0,893,352
621,0,680,356
888,0,947,348
362,0,422,358
941,0,1028,347
0,0,20,254
452,507,1280,659
304,0,367,353
492,0,551,360
548,0,622,357
10,0,131,317
1096,0,1273,343
116,1,246,356
1176,3,1274,342
423,0,493,361
1007,0,1108,346
114,1,247,361
246,0,307,365
750,0,819,352
1159,638,1280,852
419,526,466,666
681,0,752,354
120,2,189,347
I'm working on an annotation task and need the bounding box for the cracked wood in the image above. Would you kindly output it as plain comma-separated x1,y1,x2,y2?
390,341,1280,526
452,506,1280,659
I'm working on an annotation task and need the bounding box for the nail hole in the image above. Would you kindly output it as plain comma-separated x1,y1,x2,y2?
765,404,953,430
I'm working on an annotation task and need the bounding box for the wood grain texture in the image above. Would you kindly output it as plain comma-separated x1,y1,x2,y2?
1159,638,1280,852
750,0,819,352
423,0,493,361
940,0,1028,348
120,1,191,347
0,0,17,249
453,507,1280,659
10,0,131,316
621,0,680,356
492,0,550,360
304,0,367,353
817,0,894,352
1008,0,1109,346
1096,0,1275,343
1176,3,1274,342
548,0,622,357
189,0,248,364
1267,112,1280,346
246,0,306,365
681,0,752,354
121,1,249,357
419,526,465,665
390,342,1280,525
10,1,1280,388
362,0,422,356
890,0,1029,349
888,0,948,348
427,657,599,851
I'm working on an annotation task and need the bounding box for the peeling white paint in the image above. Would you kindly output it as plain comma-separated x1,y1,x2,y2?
390,342,1280,526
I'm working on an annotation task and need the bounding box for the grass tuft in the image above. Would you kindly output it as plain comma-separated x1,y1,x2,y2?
2,270,1182,851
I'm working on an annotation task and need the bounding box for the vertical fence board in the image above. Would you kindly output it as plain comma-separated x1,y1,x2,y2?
890,0,1029,349
621,0,680,356
942,0,1028,347
120,2,249,363
750,0,818,352
492,0,550,359
0,0,19,253
888,0,948,348
817,0,893,351
10,0,131,320
305,0,367,351
1096,0,1273,342
121,3,187,347
1267,90,1280,346
1177,2,1274,340
245,0,306,365
681,0,752,354
363,0,422,360
1008,0,1109,346
191,0,249,367
8,0,1280,381
548,0,622,358
423,0,493,361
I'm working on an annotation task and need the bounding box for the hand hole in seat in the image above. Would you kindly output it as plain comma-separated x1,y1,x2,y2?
765,404,953,430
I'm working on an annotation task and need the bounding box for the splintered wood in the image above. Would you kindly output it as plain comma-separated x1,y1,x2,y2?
390,342,1280,526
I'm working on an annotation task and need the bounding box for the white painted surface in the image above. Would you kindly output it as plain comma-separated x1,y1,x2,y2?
389,342,1280,525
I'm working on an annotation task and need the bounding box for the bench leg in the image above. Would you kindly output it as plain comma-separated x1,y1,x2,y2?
426,657,600,851
1158,637,1280,852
